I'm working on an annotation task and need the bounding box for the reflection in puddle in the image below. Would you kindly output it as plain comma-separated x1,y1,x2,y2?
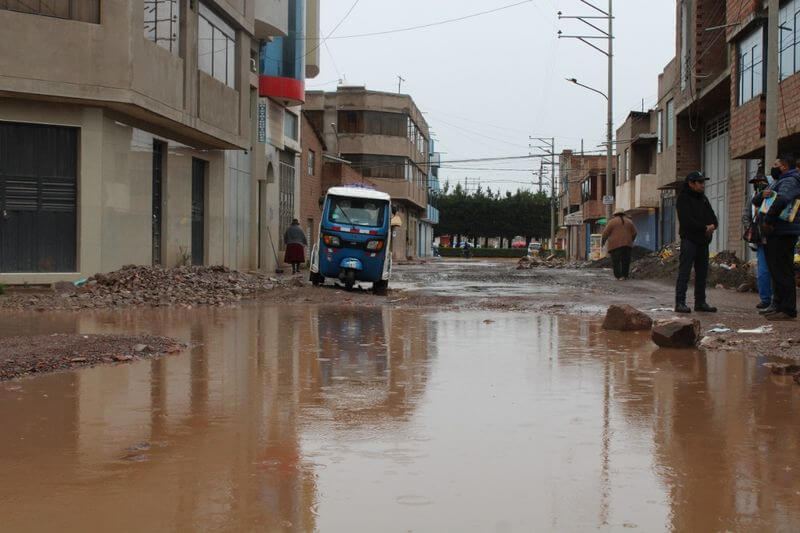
0,305,799,531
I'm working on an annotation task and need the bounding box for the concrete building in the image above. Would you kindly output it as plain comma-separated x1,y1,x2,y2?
0,1,320,283
419,140,441,257
615,110,660,251
304,87,431,259
557,150,614,260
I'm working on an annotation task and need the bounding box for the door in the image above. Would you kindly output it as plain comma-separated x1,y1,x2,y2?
191,158,206,266
257,180,264,269
152,141,164,266
0,122,77,272
703,115,729,253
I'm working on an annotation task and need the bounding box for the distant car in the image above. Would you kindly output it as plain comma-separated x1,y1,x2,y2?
511,241,526,249
528,242,542,254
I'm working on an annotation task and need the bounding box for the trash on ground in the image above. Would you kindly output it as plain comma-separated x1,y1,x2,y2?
737,325,774,334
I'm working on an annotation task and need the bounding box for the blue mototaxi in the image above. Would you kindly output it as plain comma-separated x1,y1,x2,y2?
309,186,392,292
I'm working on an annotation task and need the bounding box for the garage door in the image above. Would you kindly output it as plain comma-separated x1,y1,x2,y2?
703,115,729,253
0,122,77,272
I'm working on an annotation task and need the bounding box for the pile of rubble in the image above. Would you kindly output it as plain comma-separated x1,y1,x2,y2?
516,253,567,270
0,265,281,311
626,244,757,290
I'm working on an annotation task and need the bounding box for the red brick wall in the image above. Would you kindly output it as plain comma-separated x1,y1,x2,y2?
730,96,764,158
726,0,760,40
777,72,800,140
675,115,702,178
300,114,325,248
321,162,374,192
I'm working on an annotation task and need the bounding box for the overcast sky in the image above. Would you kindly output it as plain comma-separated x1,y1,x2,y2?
312,0,676,194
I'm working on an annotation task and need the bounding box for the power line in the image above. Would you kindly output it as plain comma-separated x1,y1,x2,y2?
303,0,361,60
325,0,534,40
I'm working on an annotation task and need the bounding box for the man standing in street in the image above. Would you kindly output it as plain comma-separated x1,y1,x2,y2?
748,171,773,310
753,155,800,320
675,171,718,313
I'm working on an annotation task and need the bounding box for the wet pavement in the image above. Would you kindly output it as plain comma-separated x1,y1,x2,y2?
3,299,800,531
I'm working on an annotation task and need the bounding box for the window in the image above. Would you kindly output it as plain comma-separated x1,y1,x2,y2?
308,149,315,176
625,148,631,182
779,0,800,80
0,0,99,22
666,99,675,148
144,0,179,54
328,197,387,227
285,112,298,141
198,4,236,88
657,110,663,153
738,26,764,104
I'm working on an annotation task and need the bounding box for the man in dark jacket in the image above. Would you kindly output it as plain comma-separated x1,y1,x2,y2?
753,154,800,320
674,171,718,313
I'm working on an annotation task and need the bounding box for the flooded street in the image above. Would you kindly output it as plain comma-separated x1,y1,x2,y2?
3,296,800,531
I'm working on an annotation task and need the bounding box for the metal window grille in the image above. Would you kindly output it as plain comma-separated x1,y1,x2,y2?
279,155,296,249
144,0,179,54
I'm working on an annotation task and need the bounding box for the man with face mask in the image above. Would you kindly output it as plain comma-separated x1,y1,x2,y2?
674,171,718,313
753,154,800,320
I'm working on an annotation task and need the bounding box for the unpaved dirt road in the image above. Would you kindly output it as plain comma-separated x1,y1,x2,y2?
2,259,799,531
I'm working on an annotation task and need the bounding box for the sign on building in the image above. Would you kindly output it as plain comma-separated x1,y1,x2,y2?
257,100,267,143
602,195,615,205
564,212,583,226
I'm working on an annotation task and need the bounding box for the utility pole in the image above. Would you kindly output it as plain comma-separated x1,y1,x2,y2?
530,137,557,250
765,0,779,164
397,74,406,94
558,0,614,220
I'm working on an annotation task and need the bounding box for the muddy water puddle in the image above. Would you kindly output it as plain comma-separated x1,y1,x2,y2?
2,304,800,531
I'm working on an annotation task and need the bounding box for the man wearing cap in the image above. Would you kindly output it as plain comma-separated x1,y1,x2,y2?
748,169,773,310
674,171,718,313
752,154,800,320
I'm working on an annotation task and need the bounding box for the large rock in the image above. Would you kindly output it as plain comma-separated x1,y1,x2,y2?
602,304,653,331
651,318,702,348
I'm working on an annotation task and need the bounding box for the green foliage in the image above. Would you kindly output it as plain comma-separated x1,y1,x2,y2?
433,184,552,245
438,247,527,258
0,283,4,296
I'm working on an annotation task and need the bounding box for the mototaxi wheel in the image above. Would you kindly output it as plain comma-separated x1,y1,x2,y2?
343,269,356,290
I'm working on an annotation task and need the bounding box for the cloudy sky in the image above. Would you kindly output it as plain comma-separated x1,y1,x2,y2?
311,0,676,194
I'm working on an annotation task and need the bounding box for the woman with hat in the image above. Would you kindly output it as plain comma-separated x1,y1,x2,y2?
601,208,637,280
283,219,308,274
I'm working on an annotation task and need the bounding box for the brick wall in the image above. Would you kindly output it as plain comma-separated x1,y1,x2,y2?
726,0,760,40
675,114,702,178
777,72,800,140
730,96,764,158
300,114,325,248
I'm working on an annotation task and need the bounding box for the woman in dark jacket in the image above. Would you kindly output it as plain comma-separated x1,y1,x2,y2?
283,219,308,274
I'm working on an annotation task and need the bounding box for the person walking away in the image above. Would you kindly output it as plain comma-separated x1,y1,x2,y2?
747,170,773,309
675,172,718,313
753,155,800,320
283,218,307,274
601,208,637,280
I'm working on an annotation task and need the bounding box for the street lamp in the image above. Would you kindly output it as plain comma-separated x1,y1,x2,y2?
558,0,614,220
566,77,607,100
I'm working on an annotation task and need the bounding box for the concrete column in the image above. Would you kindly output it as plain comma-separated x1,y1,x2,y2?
765,0,780,162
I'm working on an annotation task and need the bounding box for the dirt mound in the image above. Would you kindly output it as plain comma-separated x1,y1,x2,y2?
627,244,756,290
0,265,278,311
517,254,567,270
0,333,185,381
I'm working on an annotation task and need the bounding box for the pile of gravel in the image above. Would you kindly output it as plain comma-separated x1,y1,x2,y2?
0,265,277,311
